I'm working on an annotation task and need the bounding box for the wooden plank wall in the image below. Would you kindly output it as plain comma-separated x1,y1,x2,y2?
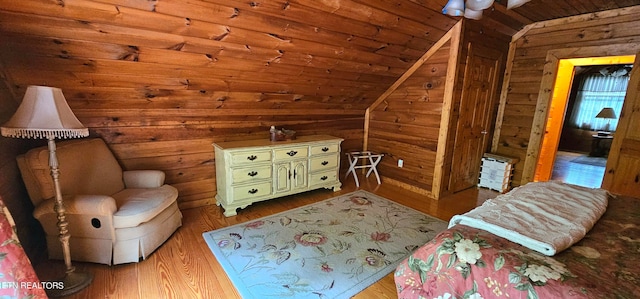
0,0,461,210
367,41,451,193
366,19,511,198
493,6,640,187
603,54,640,197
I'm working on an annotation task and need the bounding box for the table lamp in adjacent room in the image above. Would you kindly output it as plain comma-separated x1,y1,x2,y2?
595,107,617,136
1,85,92,297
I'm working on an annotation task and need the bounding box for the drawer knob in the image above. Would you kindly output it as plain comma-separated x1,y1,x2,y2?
247,155,257,161
248,171,258,177
287,150,298,156
248,188,258,194
320,176,328,181
321,161,329,166
322,147,329,152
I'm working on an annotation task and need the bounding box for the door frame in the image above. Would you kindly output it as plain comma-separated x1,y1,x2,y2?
534,55,636,182
519,44,640,185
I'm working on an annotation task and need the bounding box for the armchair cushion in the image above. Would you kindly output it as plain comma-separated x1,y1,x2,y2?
111,185,178,229
123,170,165,189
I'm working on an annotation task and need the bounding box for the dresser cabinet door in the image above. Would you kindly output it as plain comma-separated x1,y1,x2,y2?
274,162,292,193
274,160,308,194
291,160,308,191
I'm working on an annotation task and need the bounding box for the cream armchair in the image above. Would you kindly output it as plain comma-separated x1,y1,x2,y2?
16,138,182,265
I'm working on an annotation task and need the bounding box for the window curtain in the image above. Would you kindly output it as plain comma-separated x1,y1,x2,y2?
568,73,629,131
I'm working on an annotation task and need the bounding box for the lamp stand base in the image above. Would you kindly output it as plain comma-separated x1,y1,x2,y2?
45,271,93,297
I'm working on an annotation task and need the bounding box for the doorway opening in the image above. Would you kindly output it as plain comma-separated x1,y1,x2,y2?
535,55,635,188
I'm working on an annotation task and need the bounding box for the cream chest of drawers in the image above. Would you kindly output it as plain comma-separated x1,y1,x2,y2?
213,135,343,216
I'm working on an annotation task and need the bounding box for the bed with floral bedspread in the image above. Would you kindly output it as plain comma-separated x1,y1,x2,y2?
394,191,640,299
0,196,47,298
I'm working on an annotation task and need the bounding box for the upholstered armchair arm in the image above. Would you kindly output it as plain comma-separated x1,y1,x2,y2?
123,170,166,188
34,195,117,218
33,195,118,240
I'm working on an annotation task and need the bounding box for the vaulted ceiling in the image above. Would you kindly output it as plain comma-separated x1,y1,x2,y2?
1,0,638,107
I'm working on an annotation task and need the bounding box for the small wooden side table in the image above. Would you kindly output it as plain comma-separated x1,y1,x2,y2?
590,134,613,157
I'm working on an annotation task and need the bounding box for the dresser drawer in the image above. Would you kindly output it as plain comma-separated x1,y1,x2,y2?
310,144,339,155
309,170,337,186
309,154,339,172
274,146,309,160
229,150,272,166
232,182,272,201
231,165,272,184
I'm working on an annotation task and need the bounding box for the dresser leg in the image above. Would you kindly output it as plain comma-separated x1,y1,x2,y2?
223,207,238,217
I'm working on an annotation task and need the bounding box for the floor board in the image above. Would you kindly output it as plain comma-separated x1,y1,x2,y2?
552,151,606,188
33,175,499,298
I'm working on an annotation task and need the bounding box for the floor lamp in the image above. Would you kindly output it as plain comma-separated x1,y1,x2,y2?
1,85,93,297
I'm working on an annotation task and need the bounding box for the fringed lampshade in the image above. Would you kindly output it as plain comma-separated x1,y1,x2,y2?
1,86,88,139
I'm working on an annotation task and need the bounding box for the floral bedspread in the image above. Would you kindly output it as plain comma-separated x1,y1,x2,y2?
394,195,640,299
0,197,48,299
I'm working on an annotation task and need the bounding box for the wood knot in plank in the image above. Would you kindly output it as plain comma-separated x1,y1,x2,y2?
82,60,96,68
212,28,230,41
119,45,140,61
168,43,186,51
59,50,71,59
267,33,291,42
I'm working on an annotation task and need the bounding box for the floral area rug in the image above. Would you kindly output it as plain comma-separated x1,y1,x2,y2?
202,190,447,299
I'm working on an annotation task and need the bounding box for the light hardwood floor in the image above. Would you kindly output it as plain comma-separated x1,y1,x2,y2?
551,151,606,189
33,176,499,298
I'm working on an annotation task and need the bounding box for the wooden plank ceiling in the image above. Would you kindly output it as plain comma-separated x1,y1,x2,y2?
498,0,640,22
0,0,638,208
3,1,636,105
